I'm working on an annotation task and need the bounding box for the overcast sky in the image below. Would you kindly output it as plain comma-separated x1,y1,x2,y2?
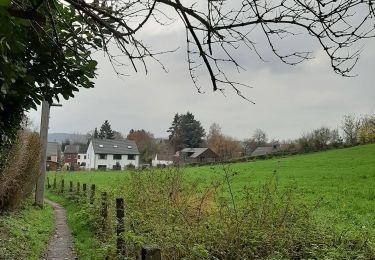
27,6,375,141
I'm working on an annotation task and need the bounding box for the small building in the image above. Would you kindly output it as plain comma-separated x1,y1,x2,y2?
46,142,61,171
175,148,219,164
152,154,174,167
250,145,279,157
86,138,140,170
64,144,79,167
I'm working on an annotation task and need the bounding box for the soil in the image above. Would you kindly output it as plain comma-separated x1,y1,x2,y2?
42,199,76,260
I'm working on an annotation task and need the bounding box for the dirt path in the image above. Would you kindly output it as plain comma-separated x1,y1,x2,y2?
42,199,76,260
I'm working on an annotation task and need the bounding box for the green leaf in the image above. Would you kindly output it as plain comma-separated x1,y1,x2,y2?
0,0,10,7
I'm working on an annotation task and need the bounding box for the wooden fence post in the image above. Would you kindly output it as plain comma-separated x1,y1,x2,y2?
77,182,80,194
61,179,64,194
141,245,161,260
53,177,56,189
90,184,95,204
47,177,51,189
82,183,87,196
69,181,73,193
101,192,108,231
116,198,125,257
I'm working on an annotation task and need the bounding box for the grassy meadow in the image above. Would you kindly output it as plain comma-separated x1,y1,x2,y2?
0,199,54,259
47,144,375,258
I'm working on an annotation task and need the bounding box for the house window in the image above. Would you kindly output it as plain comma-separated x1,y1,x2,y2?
113,154,122,160
128,154,135,160
78,155,81,159
67,154,71,159
98,165,107,170
84,155,87,159
98,154,107,160
47,156,51,161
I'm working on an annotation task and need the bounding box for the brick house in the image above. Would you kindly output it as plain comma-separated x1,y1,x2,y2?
63,145,79,167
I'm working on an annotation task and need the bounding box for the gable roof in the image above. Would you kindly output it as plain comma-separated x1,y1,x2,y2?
251,146,278,157
64,144,79,154
47,142,60,156
179,148,212,158
91,138,139,155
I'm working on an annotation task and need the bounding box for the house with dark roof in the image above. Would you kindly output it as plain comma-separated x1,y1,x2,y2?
151,154,174,167
175,148,218,164
250,145,279,157
86,138,140,170
64,144,79,166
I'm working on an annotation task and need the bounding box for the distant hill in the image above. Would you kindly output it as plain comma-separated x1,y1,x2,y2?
48,133,88,143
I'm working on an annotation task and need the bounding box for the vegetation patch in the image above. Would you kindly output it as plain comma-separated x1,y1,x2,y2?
0,199,53,259
45,190,109,259
47,145,375,258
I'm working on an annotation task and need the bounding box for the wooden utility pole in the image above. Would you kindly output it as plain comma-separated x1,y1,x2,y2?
35,100,50,207
35,101,62,207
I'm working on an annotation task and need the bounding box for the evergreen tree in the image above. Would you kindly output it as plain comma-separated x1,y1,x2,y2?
93,128,99,138
99,120,115,139
167,112,206,151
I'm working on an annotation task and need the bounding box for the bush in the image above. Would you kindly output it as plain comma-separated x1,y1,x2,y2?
0,131,41,211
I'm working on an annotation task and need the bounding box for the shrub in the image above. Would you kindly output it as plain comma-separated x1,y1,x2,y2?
0,131,41,211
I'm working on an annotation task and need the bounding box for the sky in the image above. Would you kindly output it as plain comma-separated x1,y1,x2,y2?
27,3,375,141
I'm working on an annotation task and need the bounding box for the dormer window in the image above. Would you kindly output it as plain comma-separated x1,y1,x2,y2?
114,145,118,148
99,144,104,148
128,145,132,149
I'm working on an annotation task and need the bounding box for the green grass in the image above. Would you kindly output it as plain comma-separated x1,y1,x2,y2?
47,144,375,251
0,198,54,259
45,190,108,259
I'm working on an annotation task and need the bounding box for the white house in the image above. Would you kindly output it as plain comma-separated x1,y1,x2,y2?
86,138,140,170
151,154,174,167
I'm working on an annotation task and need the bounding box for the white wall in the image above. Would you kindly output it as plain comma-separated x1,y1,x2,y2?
86,142,95,170
77,153,88,166
95,154,139,169
151,155,173,167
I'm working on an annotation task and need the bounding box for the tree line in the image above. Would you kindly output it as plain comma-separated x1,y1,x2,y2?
81,113,375,164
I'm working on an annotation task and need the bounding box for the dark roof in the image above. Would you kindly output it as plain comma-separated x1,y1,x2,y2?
91,138,139,155
179,148,211,158
155,154,174,161
78,144,88,154
47,142,60,156
251,146,278,157
64,145,79,154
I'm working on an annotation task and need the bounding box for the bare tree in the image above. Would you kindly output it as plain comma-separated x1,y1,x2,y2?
7,0,375,100
252,128,268,145
342,115,361,146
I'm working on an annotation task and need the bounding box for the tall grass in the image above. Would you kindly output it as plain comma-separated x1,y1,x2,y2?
50,166,374,259
0,131,41,211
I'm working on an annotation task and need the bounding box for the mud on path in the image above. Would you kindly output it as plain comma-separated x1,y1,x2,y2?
42,199,76,260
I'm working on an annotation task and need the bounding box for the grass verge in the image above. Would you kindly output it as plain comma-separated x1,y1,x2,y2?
45,190,108,259
0,198,53,259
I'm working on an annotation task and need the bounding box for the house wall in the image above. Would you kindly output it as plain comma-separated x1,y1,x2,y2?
47,155,58,162
77,153,88,166
86,142,95,170
64,153,78,165
151,155,174,167
95,154,139,169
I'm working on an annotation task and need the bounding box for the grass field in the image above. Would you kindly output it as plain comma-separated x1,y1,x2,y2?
0,199,54,259
47,144,375,258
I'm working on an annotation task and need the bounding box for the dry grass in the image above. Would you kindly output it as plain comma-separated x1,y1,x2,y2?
0,131,41,211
